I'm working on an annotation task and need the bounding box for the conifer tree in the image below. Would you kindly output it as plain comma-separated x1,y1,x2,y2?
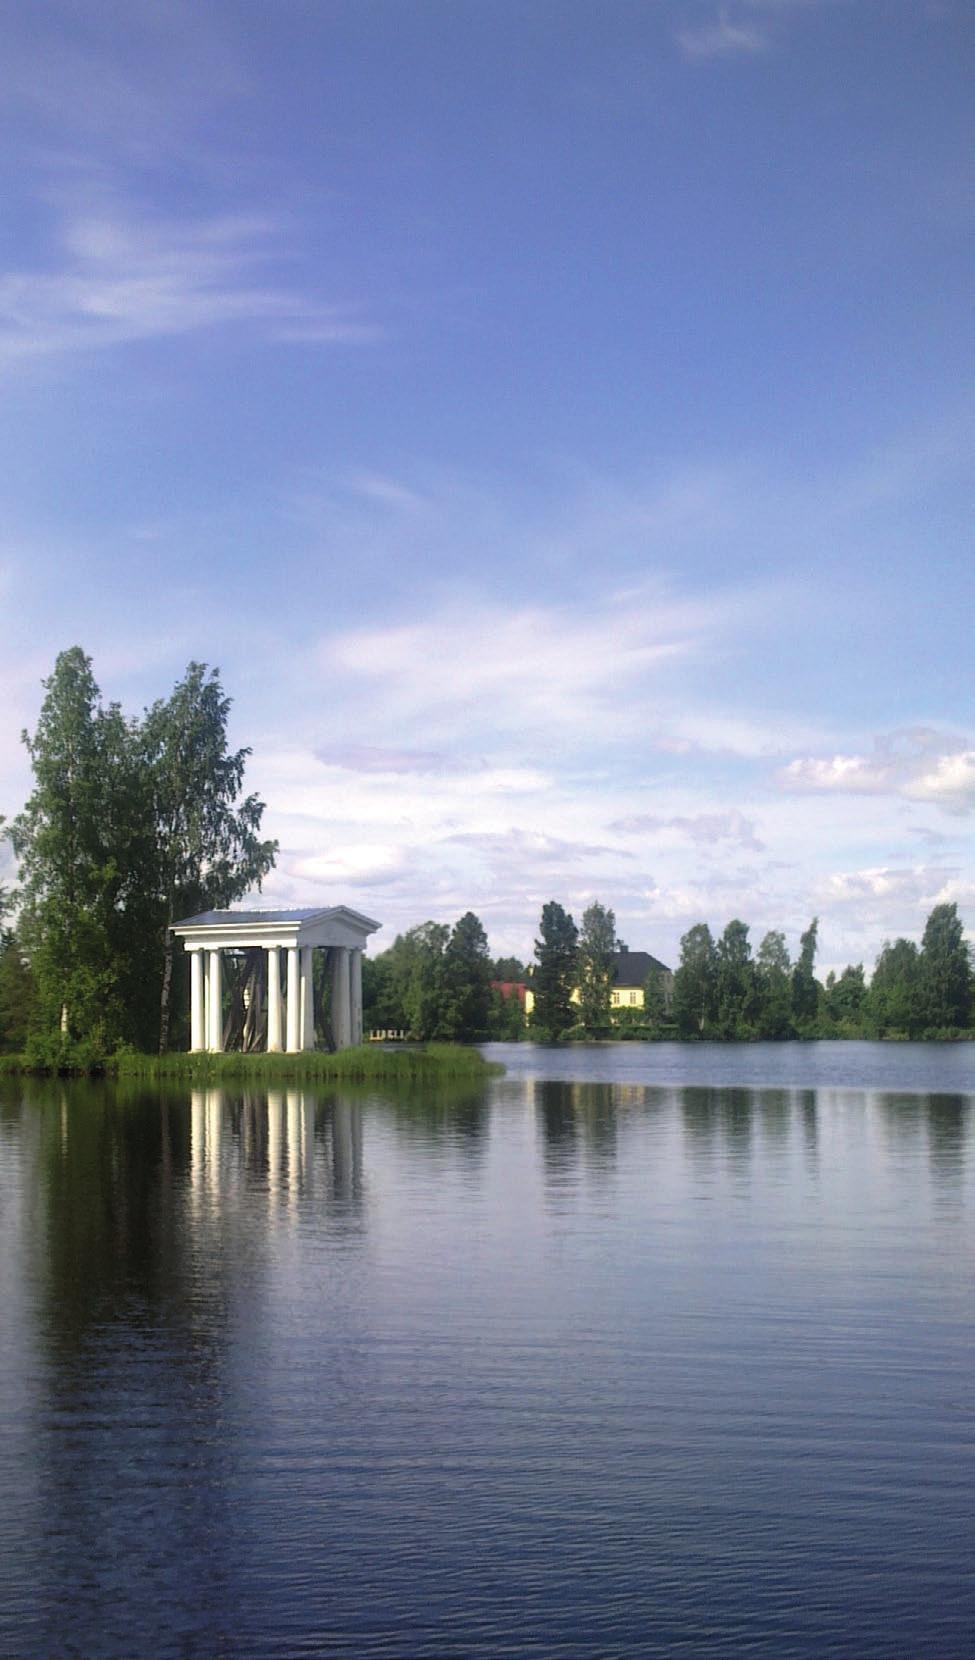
531,901,578,1037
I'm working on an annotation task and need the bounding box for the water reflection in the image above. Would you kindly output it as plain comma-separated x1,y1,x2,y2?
0,1068,972,1657
185,1087,367,1222
379,1087,489,1164
532,1080,620,1188
925,1093,967,1193
680,1085,755,1174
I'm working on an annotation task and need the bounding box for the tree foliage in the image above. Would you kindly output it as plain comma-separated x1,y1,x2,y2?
7,648,276,1057
791,917,820,1026
868,938,922,1037
673,923,717,1036
531,901,578,1038
144,663,277,1050
919,902,971,1030
576,901,617,1032
444,911,493,1039
363,912,523,1041
715,919,757,1037
755,930,792,1038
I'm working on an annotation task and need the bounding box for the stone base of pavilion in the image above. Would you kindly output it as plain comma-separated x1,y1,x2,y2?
171,907,380,1053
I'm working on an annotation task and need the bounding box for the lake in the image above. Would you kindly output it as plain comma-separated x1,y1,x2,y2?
1,1042,973,1656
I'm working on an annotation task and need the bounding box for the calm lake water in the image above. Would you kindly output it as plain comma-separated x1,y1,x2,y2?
1,1042,973,1656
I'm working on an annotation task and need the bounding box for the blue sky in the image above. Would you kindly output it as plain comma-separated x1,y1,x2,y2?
1,0,973,971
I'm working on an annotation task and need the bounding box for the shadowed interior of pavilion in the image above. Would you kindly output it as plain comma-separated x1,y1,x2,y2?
171,907,380,1053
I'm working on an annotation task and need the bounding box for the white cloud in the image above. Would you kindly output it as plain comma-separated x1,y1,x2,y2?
908,750,975,808
781,728,975,813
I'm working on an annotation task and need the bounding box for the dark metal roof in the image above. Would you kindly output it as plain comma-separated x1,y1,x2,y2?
173,908,327,927
612,950,671,986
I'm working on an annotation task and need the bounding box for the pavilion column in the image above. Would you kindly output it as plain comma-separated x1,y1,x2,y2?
266,945,283,1052
330,946,352,1049
286,945,300,1053
300,947,315,1050
208,949,224,1053
350,948,363,1046
190,947,205,1052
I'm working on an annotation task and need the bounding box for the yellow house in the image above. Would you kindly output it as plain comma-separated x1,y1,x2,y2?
524,950,672,1019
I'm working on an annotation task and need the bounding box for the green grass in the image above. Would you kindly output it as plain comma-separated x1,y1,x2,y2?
0,1044,502,1081
23,1042,503,1083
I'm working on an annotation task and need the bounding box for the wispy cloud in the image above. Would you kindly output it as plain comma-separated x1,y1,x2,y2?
0,204,378,364
610,810,766,851
315,583,750,751
676,12,771,59
445,830,626,864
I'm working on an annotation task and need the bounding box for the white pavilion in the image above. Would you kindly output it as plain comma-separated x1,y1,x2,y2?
171,906,380,1053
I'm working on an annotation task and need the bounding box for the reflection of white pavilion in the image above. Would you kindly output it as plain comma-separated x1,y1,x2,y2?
172,907,380,1052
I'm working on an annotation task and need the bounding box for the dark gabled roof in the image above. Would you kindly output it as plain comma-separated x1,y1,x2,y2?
612,949,671,987
173,908,327,927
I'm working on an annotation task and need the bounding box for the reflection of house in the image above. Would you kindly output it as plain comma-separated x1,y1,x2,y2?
524,950,672,1019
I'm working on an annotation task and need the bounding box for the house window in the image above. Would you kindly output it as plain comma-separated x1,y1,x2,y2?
611,991,620,1006
629,991,638,1006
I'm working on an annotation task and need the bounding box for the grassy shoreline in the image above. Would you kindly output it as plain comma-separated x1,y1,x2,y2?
0,1044,504,1083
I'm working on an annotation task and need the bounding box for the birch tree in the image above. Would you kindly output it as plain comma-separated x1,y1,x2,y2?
142,663,277,1052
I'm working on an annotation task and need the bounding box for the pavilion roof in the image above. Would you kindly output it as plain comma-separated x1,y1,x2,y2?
174,907,330,927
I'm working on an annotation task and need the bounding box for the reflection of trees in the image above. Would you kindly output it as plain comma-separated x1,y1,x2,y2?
799,1089,818,1163
21,1078,243,1650
380,1085,490,1168
680,1085,754,1167
756,1088,790,1148
875,1090,970,1198
925,1094,967,1196
533,1081,618,1183
875,1091,925,1152
34,1078,212,1355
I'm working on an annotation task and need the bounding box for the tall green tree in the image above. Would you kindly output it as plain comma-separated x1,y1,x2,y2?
755,930,793,1038
868,938,922,1037
576,901,617,1032
444,911,493,1039
142,663,277,1051
791,917,820,1026
377,921,453,1039
9,649,149,1051
715,919,757,1037
531,901,578,1037
918,902,971,1030
673,923,717,1036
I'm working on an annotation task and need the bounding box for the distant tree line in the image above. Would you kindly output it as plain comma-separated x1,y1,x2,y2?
365,898,974,1045
363,915,528,1042
0,647,276,1065
671,908,973,1040
364,898,637,1042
